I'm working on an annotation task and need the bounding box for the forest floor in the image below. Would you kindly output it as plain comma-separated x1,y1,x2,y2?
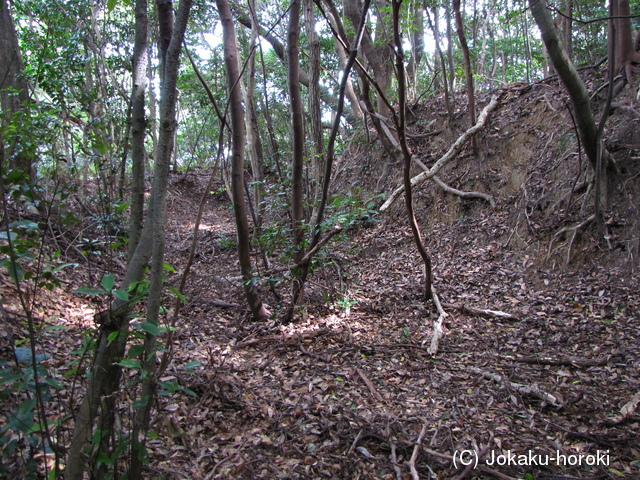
2,74,640,479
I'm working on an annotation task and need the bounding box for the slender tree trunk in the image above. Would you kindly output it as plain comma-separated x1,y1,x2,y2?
129,1,192,478
392,0,432,300
305,0,324,222
216,0,270,320
245,0,265,234
453,0,476,148
128,0,149,262
287,0,308,318
426,7,453,121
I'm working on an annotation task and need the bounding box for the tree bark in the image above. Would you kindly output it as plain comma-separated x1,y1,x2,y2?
453,0,476,134
613,0,640,82
529,0,599,171
128,0,149,262
287,0,307,318
129,1,192,478
216,0,270,320
0,0,33,177
392,0,432,300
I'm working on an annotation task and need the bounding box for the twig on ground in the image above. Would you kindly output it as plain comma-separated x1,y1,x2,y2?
426,288,448,355
357,368,386,403
407,419,430,480
507,355,610,367
433,175,496,208
390,443,403,480
470,367,560,407
442,302,518,321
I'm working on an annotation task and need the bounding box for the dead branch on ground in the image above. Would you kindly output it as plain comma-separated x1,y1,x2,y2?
470,367,560,407
407,419,431,480
426,288,448,355
507,355,610,367
442,302,518,321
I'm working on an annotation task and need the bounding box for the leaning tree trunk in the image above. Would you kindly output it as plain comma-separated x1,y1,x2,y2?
528,0,599,171
216,0,270,320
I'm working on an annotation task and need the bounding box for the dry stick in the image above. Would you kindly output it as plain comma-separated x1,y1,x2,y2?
469,367,560,407
356,368,386,403
380,95,500,213
426,288,448,355
433,175,496,208
390,443,403,480
507,355,609,367
441,302,518,321
407,419,430,480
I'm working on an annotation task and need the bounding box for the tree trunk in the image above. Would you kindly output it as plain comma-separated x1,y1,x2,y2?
216,0,270,320
613,0,640,83
129,1,192,478
344,0,392,118
244,0,265,234
391,0,432,300
287,0,308,318
128,0,149,262
305,0,324,221
529,0,598,171
0,0,33,177
453,0,476,147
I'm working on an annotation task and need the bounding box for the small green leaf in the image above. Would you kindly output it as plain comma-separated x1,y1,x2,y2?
127,344,145,358
0,231,18,241
9,220,38,231
101,274,115,292
183,360,201,370
107,331,119,344
73,286,106,295
8,261,24,282
113,289,129,301
107,0,117,11
140,322,161,336
168,286,186,303
116,359,141,369
163,262,177,273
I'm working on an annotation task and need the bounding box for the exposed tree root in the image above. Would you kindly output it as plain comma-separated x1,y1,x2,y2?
380,95,500,213
547,214,596,265
433,175,496,208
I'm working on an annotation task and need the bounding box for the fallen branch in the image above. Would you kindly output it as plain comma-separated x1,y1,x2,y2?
407,419,430,480
380,95,500,213
419,447,519,480
357,368,386,403
426,288,448,355
603,391,640,425
442,302,518,321
507,355,610,367
470,367,559,407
